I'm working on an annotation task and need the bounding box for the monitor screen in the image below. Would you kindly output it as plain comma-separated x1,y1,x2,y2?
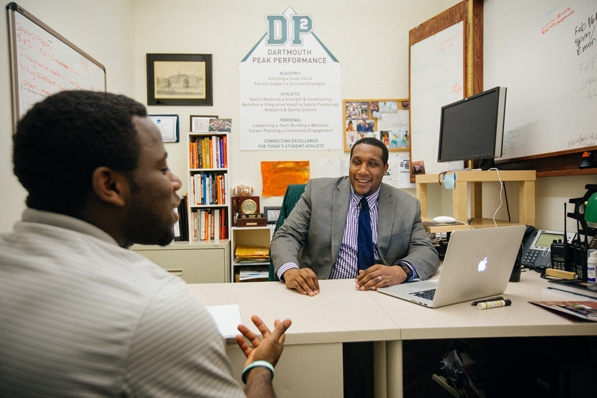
437,87,507,169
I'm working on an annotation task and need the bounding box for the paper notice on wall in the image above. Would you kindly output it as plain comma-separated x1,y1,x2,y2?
387,152,415,189
239,6,342,151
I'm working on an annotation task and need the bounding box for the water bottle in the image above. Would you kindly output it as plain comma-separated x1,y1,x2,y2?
587,250,597,284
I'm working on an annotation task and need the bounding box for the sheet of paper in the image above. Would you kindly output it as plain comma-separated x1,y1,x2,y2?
378,109,409,131
387,153,415,189
318,159,341,178
206,304,242,340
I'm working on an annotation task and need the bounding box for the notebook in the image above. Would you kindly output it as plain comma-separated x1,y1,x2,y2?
377,225,526,308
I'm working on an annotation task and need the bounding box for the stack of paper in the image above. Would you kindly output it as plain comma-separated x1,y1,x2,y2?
239,270,269,281
235,246,270,261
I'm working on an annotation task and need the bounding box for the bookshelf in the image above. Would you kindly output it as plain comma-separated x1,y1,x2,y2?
187,124,230,243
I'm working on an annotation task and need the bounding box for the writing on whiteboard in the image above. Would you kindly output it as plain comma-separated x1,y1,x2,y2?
13,12,104,118
568,132,597,149
541,7,575,35
575,11,597,56
502,129,526,157
580,53,597,101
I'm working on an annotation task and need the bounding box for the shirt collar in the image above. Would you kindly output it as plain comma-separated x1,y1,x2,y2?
350,185,381,207
22,208,119,246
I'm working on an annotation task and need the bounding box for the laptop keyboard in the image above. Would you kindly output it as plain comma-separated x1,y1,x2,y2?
410,288,436,300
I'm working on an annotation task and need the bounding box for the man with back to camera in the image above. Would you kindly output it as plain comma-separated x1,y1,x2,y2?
0,90,291,397
270,137,442,398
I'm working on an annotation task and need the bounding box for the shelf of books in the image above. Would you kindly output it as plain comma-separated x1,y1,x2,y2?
187,118,231,243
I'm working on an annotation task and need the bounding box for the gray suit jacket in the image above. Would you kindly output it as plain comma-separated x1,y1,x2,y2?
271,177,439,280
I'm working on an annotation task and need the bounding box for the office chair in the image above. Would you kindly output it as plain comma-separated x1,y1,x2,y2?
268,183,306,281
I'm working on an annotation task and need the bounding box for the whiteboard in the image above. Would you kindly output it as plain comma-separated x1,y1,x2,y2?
485,0,597,161
7,3,106,129
410,21,465,175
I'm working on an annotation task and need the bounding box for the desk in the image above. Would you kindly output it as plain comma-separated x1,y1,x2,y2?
187,279,399,398
187,271,597,398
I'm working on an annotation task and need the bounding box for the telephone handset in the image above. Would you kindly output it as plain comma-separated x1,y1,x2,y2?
520,227,576,270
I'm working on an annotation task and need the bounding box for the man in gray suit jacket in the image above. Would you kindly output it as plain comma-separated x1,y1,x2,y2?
271,138,443,398
271,137,439,296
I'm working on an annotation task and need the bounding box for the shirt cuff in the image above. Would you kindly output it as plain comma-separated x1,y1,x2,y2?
395,260,418,281
277,262,299,282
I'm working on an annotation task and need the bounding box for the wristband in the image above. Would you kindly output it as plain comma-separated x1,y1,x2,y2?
241,360,274,384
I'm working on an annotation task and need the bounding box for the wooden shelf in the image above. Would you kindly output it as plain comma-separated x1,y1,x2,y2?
416,170,536,233
230,226,273,283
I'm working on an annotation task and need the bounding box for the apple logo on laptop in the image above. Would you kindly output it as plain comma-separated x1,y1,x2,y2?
478,257,488,272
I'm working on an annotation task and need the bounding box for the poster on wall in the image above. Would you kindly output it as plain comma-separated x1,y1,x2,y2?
239,6,342,151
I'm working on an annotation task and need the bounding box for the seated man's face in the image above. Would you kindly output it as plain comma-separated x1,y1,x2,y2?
124,116,182,247
349,143,388,196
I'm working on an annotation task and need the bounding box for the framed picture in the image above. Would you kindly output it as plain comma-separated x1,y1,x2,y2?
209,118,232,132
411,160,426,175
149,114,179,143
342,98,409,152
190,115,218,133
146,53,213,106
264,206,282,225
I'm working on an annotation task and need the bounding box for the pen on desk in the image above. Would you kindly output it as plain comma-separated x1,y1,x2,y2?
471,296,504,306
477,299,511,310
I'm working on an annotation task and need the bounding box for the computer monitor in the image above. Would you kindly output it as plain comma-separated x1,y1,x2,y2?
437,86,507,170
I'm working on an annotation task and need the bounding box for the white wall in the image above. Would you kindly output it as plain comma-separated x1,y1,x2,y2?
1,0,594,234
132,0,461,210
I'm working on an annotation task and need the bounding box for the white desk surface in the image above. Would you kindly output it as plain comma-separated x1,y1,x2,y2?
188,271,597,344
368,270,597,340
187,278,401,345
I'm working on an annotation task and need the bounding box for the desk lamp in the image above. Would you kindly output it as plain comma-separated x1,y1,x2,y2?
584,191,597,226
568,184,597,244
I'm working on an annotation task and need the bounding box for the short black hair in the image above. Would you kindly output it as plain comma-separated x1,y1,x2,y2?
350,137,389,165
13,90,147,216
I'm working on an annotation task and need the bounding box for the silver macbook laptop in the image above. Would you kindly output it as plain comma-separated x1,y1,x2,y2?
377,225,526,308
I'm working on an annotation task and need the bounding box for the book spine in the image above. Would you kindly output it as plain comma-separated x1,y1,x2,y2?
212,135,217,169
214,208,220,240
216,136,221,168
189,139,194,169
223,135,228,168
193,211,198,242
200,174,205,205
220,207,227,239
206,137,212,168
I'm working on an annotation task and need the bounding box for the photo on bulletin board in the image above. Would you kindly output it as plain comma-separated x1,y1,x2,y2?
342,99,409,152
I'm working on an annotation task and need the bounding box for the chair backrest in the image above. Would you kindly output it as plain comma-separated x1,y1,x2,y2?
268,184,306,281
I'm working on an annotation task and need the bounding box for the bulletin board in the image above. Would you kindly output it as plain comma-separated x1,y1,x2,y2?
6,2,106,131
343,99,410,152
484,0,597,176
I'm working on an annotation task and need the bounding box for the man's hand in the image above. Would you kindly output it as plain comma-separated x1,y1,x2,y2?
236,315,292,367
283,268,320,296
354,264,408,291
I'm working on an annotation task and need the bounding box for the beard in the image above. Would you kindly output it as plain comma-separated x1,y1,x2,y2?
123,208,175,247
122,177,176,248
